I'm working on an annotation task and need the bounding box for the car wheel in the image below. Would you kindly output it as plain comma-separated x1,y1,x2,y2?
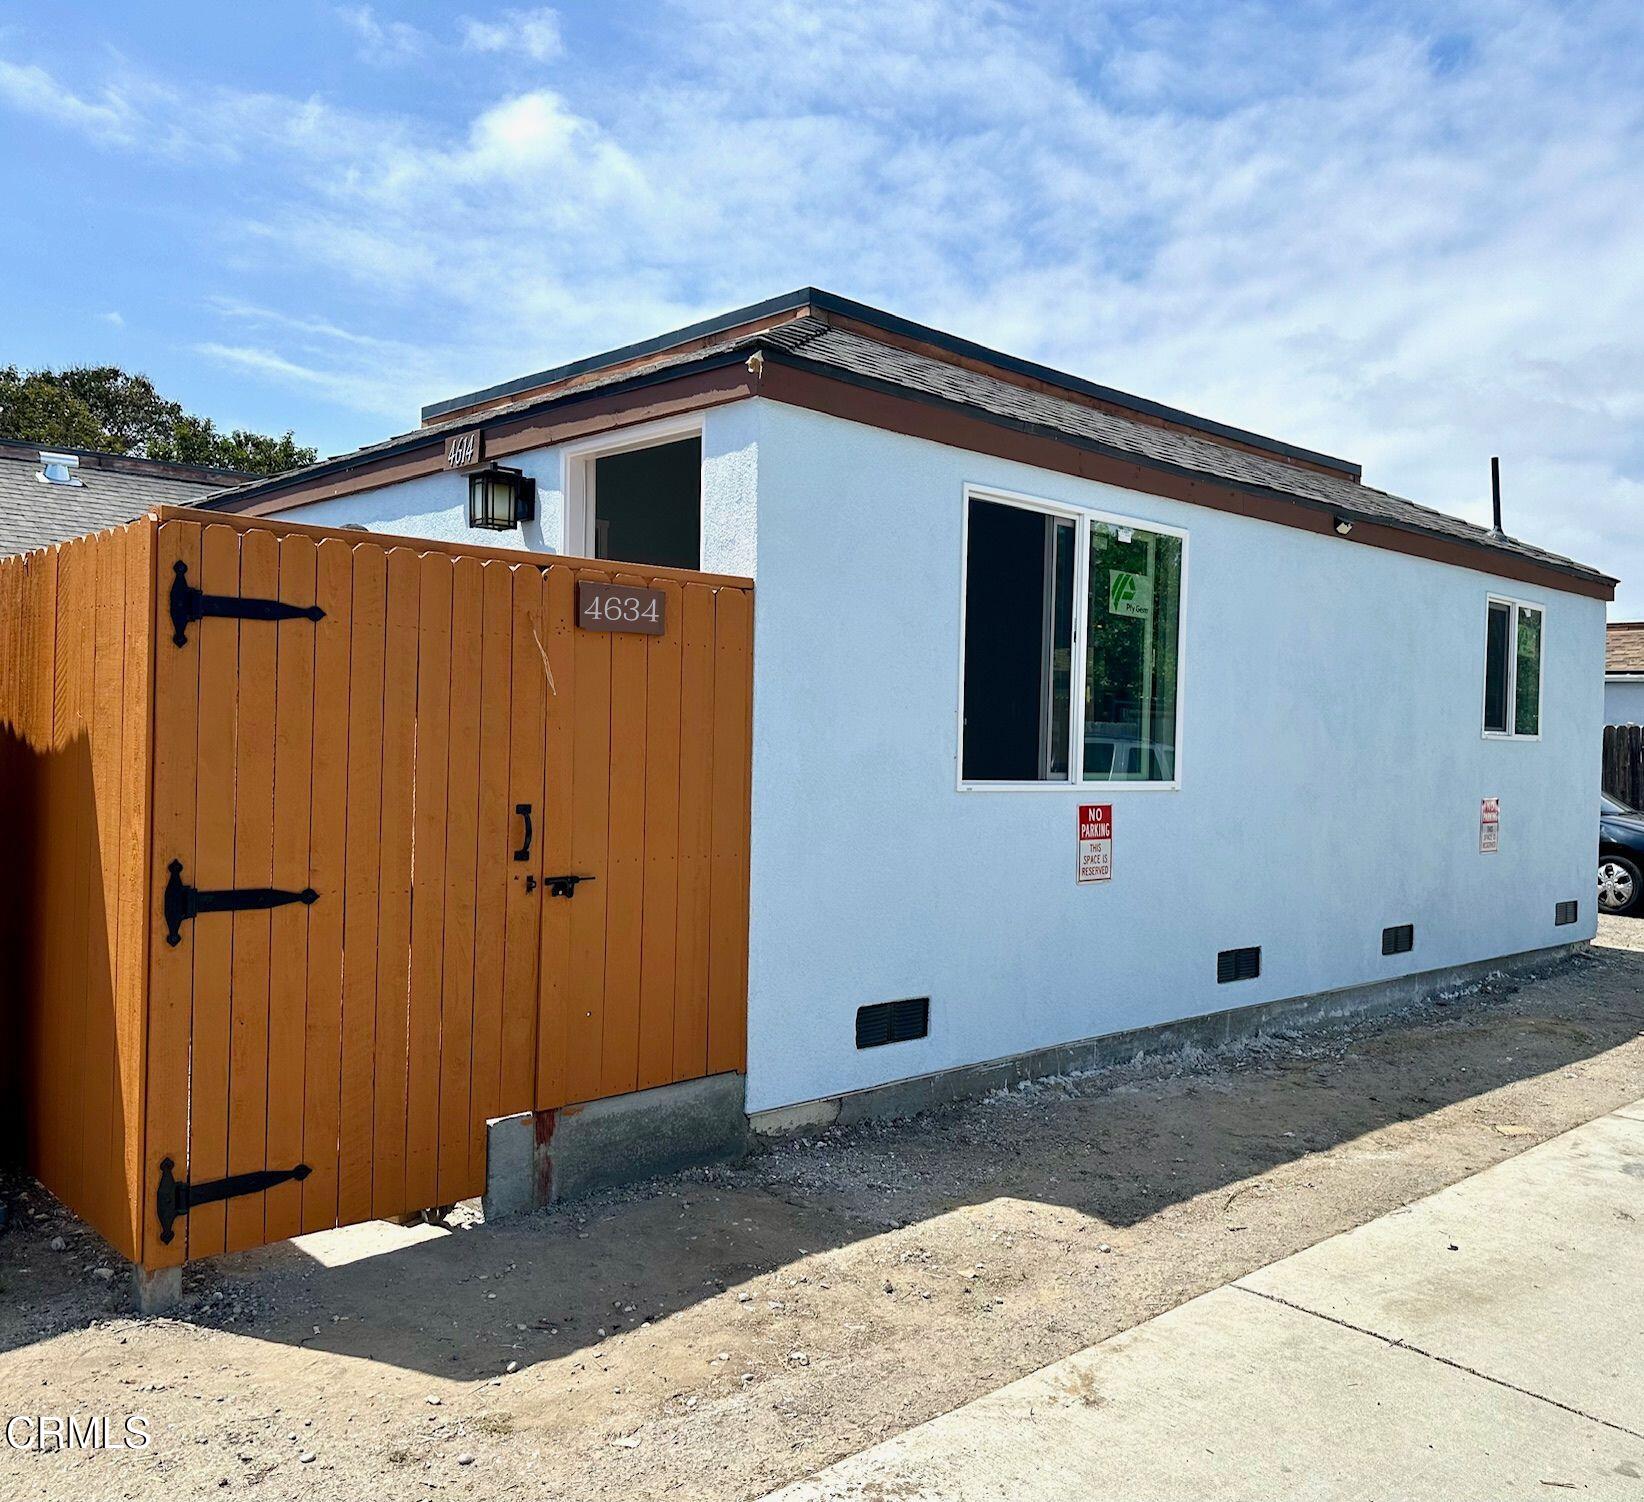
1598,854,1641,915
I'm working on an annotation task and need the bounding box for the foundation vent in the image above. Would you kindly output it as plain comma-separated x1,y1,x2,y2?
1555,900,1579,926
1381,924,1415,955
1216,946,1261,984
856,997,930,1049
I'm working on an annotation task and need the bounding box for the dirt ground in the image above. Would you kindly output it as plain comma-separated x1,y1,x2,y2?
3,920,1643,1502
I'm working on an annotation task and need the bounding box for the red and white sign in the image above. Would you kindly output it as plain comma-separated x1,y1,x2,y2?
1480,796,1500,854
1078,803,1113,883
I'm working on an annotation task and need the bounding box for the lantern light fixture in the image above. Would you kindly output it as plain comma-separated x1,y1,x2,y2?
467,464,536,532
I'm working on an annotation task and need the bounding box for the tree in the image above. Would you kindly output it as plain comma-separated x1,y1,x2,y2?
0,363,317,478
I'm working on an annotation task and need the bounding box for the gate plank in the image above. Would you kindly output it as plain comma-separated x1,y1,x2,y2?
444,558,486,1200
566,570,613,1105
117,522,156,1262
372,548,420,1217
187,524,243,1259
225,527,279,1254
84,530,125,1246
337,543,387,1229
636,579,683,1091
265,534,317,1243
499,565,546,1113
466,561,513,1184
707,586,752,1076
301,539,353,1234
144,523,200,1267
600,571,650,1097
405,552,453,1213
672,583,716,1081
534,565,577,1110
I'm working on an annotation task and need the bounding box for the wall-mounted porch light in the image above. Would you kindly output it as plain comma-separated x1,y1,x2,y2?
468,464,536,531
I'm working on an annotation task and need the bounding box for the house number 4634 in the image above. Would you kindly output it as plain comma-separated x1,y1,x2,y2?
577,581,667,635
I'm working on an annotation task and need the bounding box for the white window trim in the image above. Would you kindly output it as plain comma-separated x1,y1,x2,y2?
1482,592,1544,742
955,483,1189,793
559,412,704,560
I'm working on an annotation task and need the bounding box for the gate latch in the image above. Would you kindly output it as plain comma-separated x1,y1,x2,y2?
155,1157,311,1245
170,560,325,647
164,859,318,946
543,874,595,899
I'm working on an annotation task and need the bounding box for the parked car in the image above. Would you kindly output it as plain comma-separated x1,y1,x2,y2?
1599,792,1644,914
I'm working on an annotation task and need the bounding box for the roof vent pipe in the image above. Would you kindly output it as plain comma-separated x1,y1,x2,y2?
37,451,82,486
1490,456,1503,535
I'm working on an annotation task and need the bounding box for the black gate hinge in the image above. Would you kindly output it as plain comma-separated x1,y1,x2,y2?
164,859,318,947
155,1156,311,1245
170,559,324,647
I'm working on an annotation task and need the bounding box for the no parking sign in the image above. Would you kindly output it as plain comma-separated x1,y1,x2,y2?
1078,804,1112,883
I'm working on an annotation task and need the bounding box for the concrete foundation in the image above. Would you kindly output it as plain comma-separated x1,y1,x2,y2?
132,1263,181,1316
483,1071,750,1221
749,941,1588,1137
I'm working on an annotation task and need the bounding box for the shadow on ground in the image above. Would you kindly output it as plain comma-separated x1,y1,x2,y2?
5,939,1643,1381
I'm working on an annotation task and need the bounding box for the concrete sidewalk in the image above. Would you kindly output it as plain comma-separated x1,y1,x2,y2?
766,1103,1644,1501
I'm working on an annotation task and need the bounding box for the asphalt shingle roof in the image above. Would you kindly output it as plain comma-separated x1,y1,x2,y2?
758,319,1610,586
0,448,233,555
215,311,1611,591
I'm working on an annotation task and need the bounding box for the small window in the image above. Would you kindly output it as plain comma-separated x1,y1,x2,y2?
1483,597,1542,738
856,998,930,1048
960,493,1184,786
1555,900,1578,926
590,436,701,570
1217,946,1261,983
1382,923,1414,955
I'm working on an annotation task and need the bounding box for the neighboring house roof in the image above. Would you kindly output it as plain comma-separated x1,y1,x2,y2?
1606,622,1644,676
0,439,246,555
206,291,1615,598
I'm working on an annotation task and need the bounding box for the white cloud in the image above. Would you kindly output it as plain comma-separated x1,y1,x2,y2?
4,0,1643,607
336,5,429,64
460,8,563,62
99,311,124,327
0,58,138,144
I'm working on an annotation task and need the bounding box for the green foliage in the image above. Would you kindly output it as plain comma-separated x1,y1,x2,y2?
0,363,316,479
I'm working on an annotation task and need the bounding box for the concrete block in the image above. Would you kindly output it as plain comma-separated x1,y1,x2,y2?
484,1072,749,1219
132,1263,181,1316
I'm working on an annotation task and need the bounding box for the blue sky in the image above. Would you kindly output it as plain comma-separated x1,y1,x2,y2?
2,0,1642,609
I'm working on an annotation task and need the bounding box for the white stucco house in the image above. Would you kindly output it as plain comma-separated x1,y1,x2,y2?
1605,622,1644,724
204,289,1613,1122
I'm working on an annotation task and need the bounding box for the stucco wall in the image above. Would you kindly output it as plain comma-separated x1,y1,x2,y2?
261,396,1605,1119
274,403,761,577
742,400,1604,1113
1605,677,1644,725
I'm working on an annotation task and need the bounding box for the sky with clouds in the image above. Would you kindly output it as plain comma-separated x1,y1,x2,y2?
1,0,1641,608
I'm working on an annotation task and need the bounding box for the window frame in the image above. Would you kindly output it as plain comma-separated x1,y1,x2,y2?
955,483,1189,794
560,412,704,562
1481,592,1544,743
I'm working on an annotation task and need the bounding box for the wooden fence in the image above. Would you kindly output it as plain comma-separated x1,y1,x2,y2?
1603,723,1644,809
1,508,752,1269
0,523,155,1263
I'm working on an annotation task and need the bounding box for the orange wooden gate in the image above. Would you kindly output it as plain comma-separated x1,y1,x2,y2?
2,508,751,1270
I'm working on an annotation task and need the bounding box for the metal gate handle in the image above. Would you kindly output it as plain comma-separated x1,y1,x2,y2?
514,803,533,862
